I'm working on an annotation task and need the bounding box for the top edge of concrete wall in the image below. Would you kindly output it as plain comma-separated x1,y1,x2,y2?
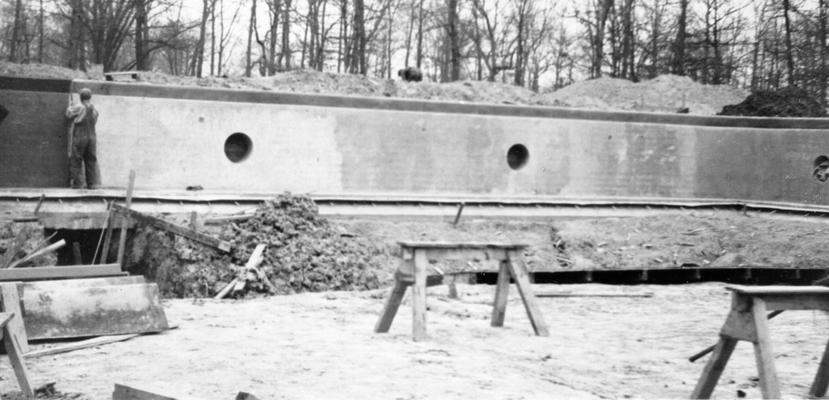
3,75,829,130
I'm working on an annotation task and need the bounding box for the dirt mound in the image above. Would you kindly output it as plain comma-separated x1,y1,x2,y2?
128,193,383,298
537,74,748,115
718,86,827,117
222,194,382,294
0,61,103,80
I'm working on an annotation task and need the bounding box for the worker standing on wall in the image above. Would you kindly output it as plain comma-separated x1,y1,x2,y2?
65,88,100,189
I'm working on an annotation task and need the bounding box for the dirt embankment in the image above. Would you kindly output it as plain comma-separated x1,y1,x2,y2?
719,86,827,117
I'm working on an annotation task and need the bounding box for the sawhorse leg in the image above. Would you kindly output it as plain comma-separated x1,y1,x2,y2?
412,250,428,341
505,250,549,336
491,260,511,327
374,279,410,333
691,297,781,399
810,337,829,397
691,336,738,399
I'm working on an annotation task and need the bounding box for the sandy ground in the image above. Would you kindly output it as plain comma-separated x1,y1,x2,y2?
3,283,829,399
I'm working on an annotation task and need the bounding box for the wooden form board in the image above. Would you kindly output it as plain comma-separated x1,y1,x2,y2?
21,282,168,340
0,264,123,282
113,384,205,400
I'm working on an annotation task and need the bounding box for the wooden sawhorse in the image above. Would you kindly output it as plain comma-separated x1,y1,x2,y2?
692,285,829,399
374,241,549,341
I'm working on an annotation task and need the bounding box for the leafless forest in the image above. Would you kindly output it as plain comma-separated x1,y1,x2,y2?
0,0,827,99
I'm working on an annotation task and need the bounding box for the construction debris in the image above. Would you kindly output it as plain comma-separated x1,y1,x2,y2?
112,383,203,400
20,276,168,340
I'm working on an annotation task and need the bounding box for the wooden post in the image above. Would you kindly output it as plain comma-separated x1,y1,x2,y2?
116,170,136,268
72,242,82,265
505,250,549,336
99,203,115,264
490,260,511,327
412,249,428,341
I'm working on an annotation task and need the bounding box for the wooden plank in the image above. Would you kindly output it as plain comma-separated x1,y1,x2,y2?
113,384,204,400
117,170,136,266
112,204,231,253
0,264,123,282
8,239,66,269
506,250,549,336
25,325,177,359
751,299,782,399
412,250,428,341
21,283,168,340
0,230,27,268
0,284,28,353
690,336,739,399
22,276,144,290
398,241,528,250
490,261,511,327
3,314,33,398
810,337,829,398
535,291,654,298
727,285,829,295
100,205,115,264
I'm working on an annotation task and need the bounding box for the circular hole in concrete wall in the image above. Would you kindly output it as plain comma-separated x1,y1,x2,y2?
224,132,252,163
507,144,529,170
814,155,829,182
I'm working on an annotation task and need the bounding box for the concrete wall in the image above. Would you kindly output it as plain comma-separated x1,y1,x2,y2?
3,76,829,206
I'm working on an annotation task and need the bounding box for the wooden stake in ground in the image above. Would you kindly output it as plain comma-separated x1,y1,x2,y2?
116,170,136,268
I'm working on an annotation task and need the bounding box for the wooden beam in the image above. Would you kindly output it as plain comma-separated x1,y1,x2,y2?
0,264,123,281
112,204,231,253
113,384,205,400
8,240,66,269
0,284,28,353
24,326,176,358
117,170,136,266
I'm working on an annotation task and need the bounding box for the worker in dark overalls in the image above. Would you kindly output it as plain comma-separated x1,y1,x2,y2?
65,88,100,189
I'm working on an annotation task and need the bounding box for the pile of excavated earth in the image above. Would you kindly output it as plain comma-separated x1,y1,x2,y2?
127,194,384,298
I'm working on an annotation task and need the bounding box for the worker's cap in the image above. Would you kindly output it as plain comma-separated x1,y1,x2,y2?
79,88,92,100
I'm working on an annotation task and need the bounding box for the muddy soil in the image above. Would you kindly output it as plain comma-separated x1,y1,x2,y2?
4,282,828,399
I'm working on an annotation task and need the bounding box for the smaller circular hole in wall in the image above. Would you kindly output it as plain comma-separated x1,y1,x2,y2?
813,155,829,182
507,144,529,170
224,132,253,163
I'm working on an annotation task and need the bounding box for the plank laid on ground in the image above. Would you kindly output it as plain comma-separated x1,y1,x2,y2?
0,264,123,282
21,283,168,340
24,325,177,358
112,204,231,253
0,284,28,353
535,291,654,298
113,384,205,400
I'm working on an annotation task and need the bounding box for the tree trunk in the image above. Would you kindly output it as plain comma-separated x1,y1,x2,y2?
591,0,614,78
671,0,688,75
135,0,149,70
192,0,211,77
246,0,257,77
268,0,280,73
282,0,292,69
68,0,86,71
351,0,366,74
782,0,795,86
10,0,24,63
820,0,828,105
447,0,461,81
38,0,44,63
416,0,424,69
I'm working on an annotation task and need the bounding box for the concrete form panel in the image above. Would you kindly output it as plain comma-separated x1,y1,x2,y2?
3,76,829,207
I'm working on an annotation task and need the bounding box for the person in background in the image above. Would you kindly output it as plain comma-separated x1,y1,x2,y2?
65,88,100,189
